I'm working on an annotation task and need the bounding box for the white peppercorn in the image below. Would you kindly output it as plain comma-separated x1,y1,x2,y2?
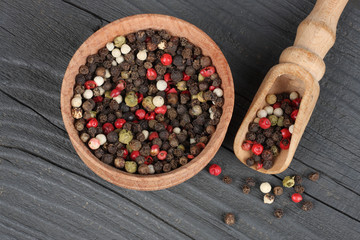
121,44,131,54
289,124,294,134
213,88,223,97
71,97,82,108
173,127,181,134
83,89,93,99
111,48,121,58
96,134,107,145
153,96,164,107
264,193,275,204
116,56,124,64
156,80,167,91
98,87,105,95
112,60,117,66
105,69,111,78
273,108,283,117
260,182,272,193
290,91,299,100
113,95,123,104
257,109,267,118
142,130,149,140
94,76,104,86
137,50,147,61
106,42,114,51
264,106,273,115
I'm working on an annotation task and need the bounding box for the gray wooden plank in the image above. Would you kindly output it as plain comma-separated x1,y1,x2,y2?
1,82,360,239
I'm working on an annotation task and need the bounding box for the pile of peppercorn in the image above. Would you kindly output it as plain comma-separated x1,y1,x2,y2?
242,92,301,170
71,29,224,175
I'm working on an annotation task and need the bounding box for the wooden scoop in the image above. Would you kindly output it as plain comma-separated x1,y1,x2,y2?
234,0,348,174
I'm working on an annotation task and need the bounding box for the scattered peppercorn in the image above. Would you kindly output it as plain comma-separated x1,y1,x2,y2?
308,172,320,181
273,186,283,196
301,201,313,211
283,176,295,188
222,176,232,184
246,177,256,187
294,185,305,194
274,209,284,219
242,185,251,194
224,213,235,226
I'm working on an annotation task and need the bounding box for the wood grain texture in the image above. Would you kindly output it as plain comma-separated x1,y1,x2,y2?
1,0,360,239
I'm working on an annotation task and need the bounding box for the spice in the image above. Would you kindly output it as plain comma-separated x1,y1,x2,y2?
274,209,284,219
301,201,313,211
260,182,272,193
242,185,251,194
264,193,275,204
291,193,303,203
294,185,305,194
124,161,137,173
283,176,295,188
273,186,283,196
209,164,221,176
224,213,235,226
294,175,302,184
222,176,232,184
266,94,277,104
308,172,320,181
259,117,271,129
71,29,224,175
88,138,100,150
246,177,256,187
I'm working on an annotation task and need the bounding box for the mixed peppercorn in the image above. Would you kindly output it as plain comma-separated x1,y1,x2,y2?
208,164,319,224
242,92,301,170
71,29,224,174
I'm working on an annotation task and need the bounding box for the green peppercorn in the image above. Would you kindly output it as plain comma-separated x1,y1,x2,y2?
105,90,112,99
198,73,205,81
283,176,295,188
268,115,278,126
125,91,138,107
277,116,284,127
121,71,130,79
177,144,185,151
271,145,279,157
124,161,137,173
119,129,133,144
90,111,97,118
176,81,187,91
191,105,202,116
114,35,126,47
197,91,206,102
142,96,156,111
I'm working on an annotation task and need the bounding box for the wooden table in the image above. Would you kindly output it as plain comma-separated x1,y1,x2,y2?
1,0,359,239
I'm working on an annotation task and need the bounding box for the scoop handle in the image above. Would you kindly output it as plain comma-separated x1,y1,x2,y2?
280,0,348,81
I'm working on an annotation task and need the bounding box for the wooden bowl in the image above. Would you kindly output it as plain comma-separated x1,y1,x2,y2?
61,14,234,191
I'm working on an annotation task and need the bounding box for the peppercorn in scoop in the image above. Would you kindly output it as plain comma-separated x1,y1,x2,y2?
71,29,224,175
241,92,301,170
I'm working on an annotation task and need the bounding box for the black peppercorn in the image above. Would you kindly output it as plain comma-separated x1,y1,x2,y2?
224,213,235,226
308,172,319,181
222,176,232,184
301,201,313,211
246,157,255,167
246,177,256,187
294,185,305,194
242,185,251,194
101,154,114,165
263,160,273,170
248,122,259,132
261,150,273,161
274,209,284,219
245,132,256,141
294,175,302,185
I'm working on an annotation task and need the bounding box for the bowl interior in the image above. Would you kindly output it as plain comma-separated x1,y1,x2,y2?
61,14,234,190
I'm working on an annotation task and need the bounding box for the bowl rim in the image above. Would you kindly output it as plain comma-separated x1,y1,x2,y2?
61,14,234,191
